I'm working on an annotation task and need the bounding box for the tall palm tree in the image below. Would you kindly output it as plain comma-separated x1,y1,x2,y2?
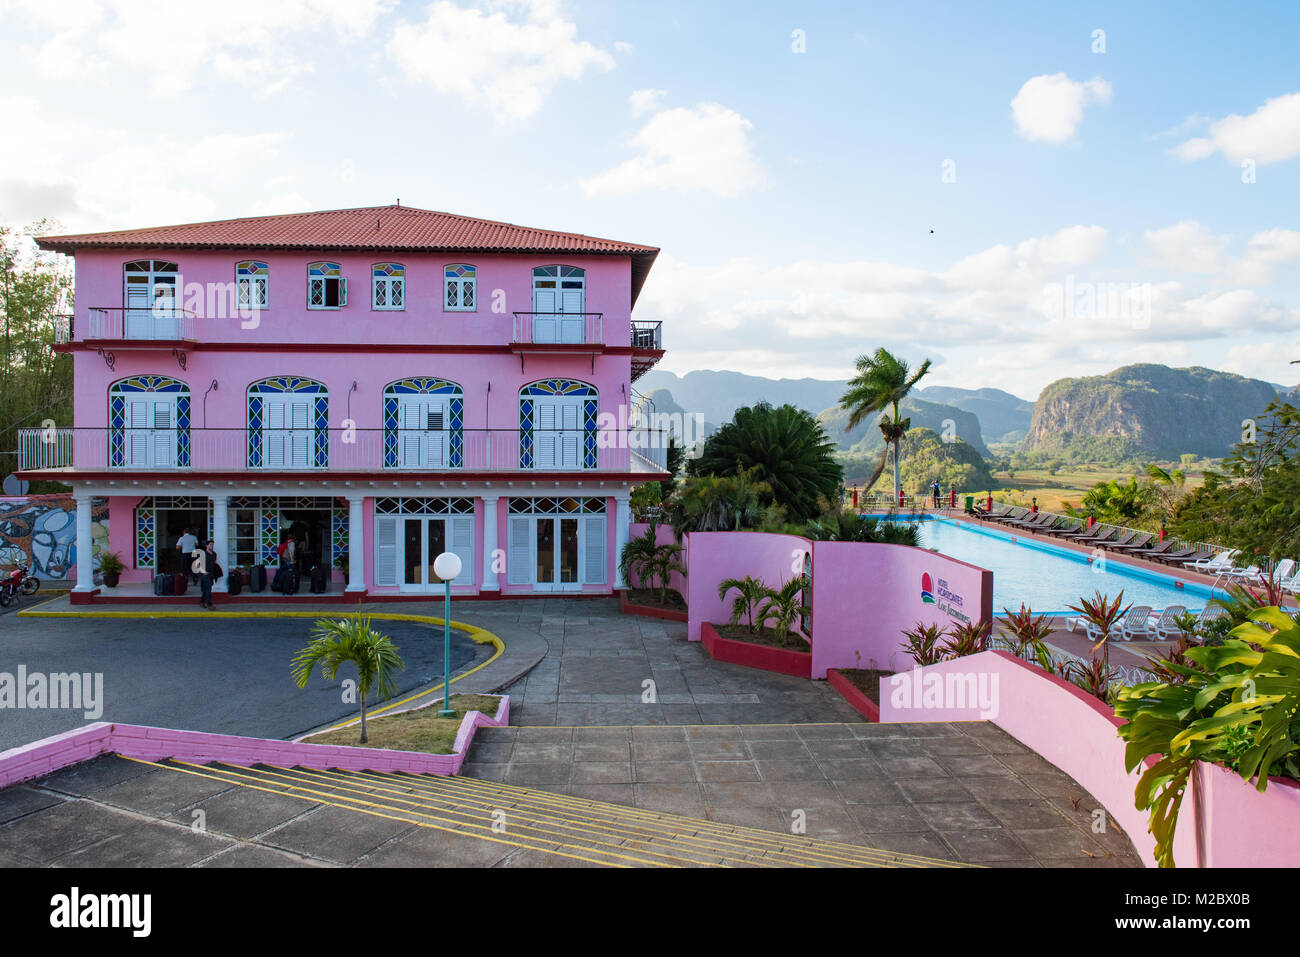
291,616,406,744
839,348,932,502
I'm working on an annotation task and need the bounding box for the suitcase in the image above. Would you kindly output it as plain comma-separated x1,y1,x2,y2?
154,573,173,596
250,565,266,592
310,564,327,594
172,572,187,596
227,571,243,596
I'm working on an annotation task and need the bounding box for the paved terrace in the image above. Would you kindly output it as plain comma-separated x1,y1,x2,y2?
1,597,1142,867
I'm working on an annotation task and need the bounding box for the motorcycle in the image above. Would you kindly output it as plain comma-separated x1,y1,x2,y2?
3,564,39,599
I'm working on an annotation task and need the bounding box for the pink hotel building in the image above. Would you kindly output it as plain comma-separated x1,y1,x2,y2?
19,205,668,601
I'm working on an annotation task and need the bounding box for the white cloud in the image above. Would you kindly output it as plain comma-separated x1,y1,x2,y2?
386,0,615,122
629,88,667,115
1011,73,1112,143
3,0,393,97
1143,220,1229,274
580,102,763,197
1232,228,1300,284
1172,91,1300,165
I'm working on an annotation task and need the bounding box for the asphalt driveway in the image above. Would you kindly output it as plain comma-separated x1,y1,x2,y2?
0,612,490,751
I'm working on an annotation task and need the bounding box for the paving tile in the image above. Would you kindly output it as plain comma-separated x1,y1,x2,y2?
263,806,415,864
845,802,931,833
632,761,699,783
569,762,635,785
0,785,63,824
939,828,1035,864
694,761,761,783
981,798,1070,830
912,801,1002,830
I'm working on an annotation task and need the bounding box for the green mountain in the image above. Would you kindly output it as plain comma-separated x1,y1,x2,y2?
1022,364,1280,461
818,397,990,458
916,386,1035,444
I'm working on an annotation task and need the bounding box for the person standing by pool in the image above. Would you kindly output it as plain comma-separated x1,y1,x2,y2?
931,480,940,507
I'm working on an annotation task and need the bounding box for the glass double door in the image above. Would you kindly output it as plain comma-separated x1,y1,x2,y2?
534,517,580,589
401,516,448,591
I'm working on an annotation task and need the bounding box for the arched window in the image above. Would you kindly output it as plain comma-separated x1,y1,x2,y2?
247,376,329,469
382,378,464,468
307,262,346,309
519,379,597,470
109,375,191,469
235,261,269,310
373,263,405,310
444,264,476,311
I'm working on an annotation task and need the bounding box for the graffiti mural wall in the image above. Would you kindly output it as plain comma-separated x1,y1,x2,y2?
0,496,109,581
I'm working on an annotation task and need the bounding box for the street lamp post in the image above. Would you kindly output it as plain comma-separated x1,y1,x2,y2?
433,551,462,717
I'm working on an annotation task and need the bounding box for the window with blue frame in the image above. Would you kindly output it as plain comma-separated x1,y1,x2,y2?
247,376,329,469
519,379,598,470
382,378,464,468
109,375,191,469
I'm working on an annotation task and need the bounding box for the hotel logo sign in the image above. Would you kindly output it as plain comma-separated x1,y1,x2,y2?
922,571,971,624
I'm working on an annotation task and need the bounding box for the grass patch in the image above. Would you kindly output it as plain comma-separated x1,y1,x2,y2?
714,623,809,652
836,668,894,705
302,694,502,754
627,587,686,611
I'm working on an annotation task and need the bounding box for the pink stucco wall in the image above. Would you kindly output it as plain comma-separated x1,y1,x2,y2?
809,541,992,678
878,650,1300,868
685,531,811,642
0,695,510,788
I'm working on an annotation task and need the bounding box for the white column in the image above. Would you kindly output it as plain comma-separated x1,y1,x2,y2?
481,494,500,591
211,494,229,592
73,491,95,592
346,495,365,592
614,491,632,589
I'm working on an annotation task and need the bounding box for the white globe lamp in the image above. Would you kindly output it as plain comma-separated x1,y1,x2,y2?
433,551,461,716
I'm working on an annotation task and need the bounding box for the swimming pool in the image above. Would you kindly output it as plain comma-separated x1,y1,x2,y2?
870,515,1227,615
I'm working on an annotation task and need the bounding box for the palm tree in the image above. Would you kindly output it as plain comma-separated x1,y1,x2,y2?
690,403,842,522
758,579,804,642
291,616,406,744
718,576,769,634
839,348,932,502
618,523,660,590
668,471,772,535
643,541,687,606
1064,590,1131,686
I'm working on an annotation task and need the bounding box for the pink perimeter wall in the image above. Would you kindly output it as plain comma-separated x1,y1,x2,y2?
878,650,1300,868
685,532,811,642
809,542,993,678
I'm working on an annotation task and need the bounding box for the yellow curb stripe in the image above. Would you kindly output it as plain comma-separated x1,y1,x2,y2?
279,765,790,868
246,763,729,868
424,772,954,867
119,756,627,868
358,768,892,867
175,760,675,868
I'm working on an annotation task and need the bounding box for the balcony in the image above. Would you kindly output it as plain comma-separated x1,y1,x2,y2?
630,320,664,382
511,312,604,348
16,426,669,477
84,307,198,343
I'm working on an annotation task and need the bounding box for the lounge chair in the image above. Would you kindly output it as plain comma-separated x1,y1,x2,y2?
1062,524,1112,543
1043,519,1082,537
1071,527,1120,549
1155,547,1207,566
1183,550,1236,572
1130,540,1176,560
1109,533,1155,553
1116,605,1155,641
1223,564,1263,583
1268,559,1296,584
1066,615,1103,642
1151,605,1188,641
1098,531,1138,551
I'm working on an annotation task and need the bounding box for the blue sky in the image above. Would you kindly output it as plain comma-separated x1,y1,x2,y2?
2,0,1297,398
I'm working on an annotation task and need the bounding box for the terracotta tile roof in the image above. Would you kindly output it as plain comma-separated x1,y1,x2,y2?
39,204,660,306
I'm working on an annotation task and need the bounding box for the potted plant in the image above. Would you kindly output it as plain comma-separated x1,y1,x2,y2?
98,551,125,588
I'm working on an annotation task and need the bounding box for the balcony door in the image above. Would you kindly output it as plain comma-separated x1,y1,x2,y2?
507,512,605,591
374,511,474,592
263,395,313,468
532,266,585,343
123,260,179,339
123,395,178,468
396,395,450,468
533,396,582,470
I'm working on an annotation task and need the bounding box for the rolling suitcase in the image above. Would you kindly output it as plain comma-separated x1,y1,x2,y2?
227,571,243,596
310,564,327,594
172,572,188,596
250,564,266,592
153,573,172,596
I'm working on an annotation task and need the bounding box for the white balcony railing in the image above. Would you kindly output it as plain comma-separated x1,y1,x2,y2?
511,312,603,346
17,427,670,474
86,307,197,341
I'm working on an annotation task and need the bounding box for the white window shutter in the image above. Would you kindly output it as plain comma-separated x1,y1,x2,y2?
508,517,531,585
375,517,397,585
582,516,606,584
451,516,474,586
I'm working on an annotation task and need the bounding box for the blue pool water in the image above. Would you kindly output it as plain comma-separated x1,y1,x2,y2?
876,516,1226,615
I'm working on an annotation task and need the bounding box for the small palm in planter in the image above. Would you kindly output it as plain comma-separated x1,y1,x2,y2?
1065,590,1132,700
98,551,126,588
758,579,805,643
718,575,769,634
291,616,406,744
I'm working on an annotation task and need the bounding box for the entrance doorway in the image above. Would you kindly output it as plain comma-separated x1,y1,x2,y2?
157,508,208,573
280,509,331,574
